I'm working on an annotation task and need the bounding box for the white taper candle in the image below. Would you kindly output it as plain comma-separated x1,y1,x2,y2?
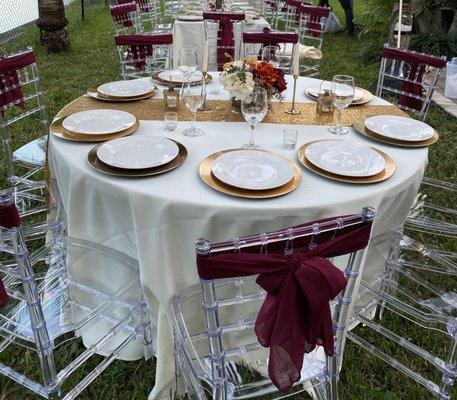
203,40,209,72
292,44,300,77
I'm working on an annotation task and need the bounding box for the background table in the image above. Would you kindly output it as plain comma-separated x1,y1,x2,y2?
173,18,270,70
49,75,428,399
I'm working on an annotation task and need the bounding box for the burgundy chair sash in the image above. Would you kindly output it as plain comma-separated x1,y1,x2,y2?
298,5,330,38
243,28,299,45
118,0,150,12
203,12,245,70
197,218,373,391
0,201,22,309
382,46,446,112
111,3,137,28
265,0,278,11
115,34,173,71
0,51,36,116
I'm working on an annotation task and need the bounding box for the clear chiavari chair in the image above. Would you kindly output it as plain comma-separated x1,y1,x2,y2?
203,12,245,71
376,44,446,121
241,28,299,74
0,48,62,229
276,0,300,31
117,0,172,33
0,191,154,399
171,207,376,399
348,231,457,400
405,177,457,241
110,2,143,35
114,33,173,79
263,0,279,29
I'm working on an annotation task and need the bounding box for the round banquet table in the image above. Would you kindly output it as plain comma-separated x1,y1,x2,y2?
49,75,428,400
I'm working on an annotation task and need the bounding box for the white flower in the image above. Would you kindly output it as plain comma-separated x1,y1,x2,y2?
219,69,255,100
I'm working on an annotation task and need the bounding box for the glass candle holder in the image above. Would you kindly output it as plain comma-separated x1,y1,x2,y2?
164,112,178,131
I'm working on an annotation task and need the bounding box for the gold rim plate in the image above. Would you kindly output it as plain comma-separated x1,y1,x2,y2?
200,149,302,199
152,72,212,86
353,118,439,148
305,86,373,106
87,85,158,102
297,140,396,184
51,118,139,142
87,139,187,177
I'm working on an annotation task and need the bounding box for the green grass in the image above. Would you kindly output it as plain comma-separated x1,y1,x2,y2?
0,1,456,399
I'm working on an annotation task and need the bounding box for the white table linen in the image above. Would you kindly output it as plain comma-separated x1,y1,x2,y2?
49,75,427,399
172,18,270,70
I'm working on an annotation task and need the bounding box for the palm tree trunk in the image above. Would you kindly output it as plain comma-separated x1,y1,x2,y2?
36,0,70,52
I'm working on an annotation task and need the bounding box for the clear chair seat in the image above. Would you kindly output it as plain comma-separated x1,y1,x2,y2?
12,135,47,168
0,237,141,352
172,280,328,399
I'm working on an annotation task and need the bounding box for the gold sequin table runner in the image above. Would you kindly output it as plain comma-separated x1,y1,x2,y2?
56,97,409,126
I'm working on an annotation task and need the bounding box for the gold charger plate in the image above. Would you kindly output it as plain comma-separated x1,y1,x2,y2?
152,72,212,86
87,85,158,102
50,118,139,142
305,86,373,106
297,140,396,184
353,118,439,148
87,139,187,177
199,149,302,199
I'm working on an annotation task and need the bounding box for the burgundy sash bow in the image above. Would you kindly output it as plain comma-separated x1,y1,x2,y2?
243,27,299,45
115,34,173,71
382,47,446,112
0,201,22,309
0,51,36,116
111,3,137,27
203,12,245,70
197,218,373,391
299,5,330,38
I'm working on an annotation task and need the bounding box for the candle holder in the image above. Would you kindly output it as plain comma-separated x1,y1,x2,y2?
284,75,300,115
198,72,212,111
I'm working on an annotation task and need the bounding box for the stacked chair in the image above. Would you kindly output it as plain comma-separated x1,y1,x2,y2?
171,208,376,399
0,191,154,399
114,33,173,79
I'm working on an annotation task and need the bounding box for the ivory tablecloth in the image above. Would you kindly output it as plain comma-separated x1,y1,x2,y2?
49,75,427,399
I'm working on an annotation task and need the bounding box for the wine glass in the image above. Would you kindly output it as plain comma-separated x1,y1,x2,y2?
328,75,355,136
177,49,198,80
181,76,205,137
261,45,280,68
241,87,268,149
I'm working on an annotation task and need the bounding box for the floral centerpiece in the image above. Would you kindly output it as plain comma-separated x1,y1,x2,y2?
219,57,287,112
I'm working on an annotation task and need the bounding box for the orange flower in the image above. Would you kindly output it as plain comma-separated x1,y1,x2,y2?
252,61,278,88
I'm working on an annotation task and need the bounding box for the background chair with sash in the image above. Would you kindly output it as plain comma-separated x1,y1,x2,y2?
110,2,143,35
203,12,246,72
116,0,172,33
171,207,376,399
0,191,154,399
114,33,173,79
376,44,446,121
0,48,63,229
241,28,299,74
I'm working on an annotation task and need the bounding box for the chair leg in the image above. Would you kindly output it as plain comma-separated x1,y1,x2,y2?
139,287,154,360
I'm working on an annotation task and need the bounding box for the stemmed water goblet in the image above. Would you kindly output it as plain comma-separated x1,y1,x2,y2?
181,76,205,137
241,87,268,149
177,48,198,80
328,75,355,136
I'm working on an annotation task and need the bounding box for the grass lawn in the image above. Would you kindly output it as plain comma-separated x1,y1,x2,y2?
0,1,456,399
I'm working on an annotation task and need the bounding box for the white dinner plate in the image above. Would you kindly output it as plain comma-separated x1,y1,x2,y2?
305,140,386,177
158,70,201,83
97,136,179,170
364,115,435,142
97,80,156,98
212,150,294,190
63,109,136,135
307,86,364,101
